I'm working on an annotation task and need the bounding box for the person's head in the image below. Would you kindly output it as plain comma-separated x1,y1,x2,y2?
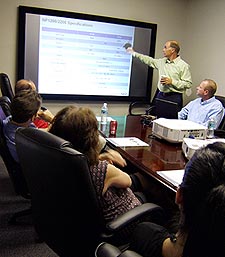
15,79,36,94
49,105,100,166
196,79,217,100
176,142,225,255
163,40,180,59
11,90,42,124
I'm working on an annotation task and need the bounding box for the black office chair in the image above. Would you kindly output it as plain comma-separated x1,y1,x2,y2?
128,101,154,116
154,98,179,119
214,95,225,137
0,96,11,118
0,96,31,224
128,89,159,116
15,127,165,257
0,73,14,102
95,242,142,257
215,95,225,129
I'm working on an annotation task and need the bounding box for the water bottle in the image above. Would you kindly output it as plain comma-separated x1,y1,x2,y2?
101,103,108,125
207,118,215,138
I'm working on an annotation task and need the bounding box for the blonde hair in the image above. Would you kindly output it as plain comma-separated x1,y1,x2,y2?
203,79,217,97
169,40,180,54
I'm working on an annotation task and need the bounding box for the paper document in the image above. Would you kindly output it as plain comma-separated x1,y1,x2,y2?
106,137,149,147
157,169,185,187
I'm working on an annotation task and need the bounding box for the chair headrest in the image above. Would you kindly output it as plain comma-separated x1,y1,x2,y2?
16,127,73,152
0,73,14,101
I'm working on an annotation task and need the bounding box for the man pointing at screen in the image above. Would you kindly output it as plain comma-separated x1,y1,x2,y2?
125,40,192,111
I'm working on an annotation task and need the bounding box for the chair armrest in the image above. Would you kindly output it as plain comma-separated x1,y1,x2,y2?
95,242,121,257
106,202,165,232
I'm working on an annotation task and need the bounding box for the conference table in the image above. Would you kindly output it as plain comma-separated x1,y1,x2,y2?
99,115,187,218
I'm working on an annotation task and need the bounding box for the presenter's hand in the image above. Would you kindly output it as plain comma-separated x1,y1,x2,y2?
126,47,135,55
160,76,172,85
123,42,134,54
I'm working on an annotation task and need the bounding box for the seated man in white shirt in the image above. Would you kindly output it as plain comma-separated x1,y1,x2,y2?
178,79,224,129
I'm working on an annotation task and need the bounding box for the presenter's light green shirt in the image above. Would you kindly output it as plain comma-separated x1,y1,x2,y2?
134,52,192,93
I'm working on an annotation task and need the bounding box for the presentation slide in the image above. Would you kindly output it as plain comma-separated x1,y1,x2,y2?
38,15,134,96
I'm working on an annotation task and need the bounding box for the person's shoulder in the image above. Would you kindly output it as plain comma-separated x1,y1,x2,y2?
176,56,190,65
214,97,224,107
2,116,13,127
2,115,10,123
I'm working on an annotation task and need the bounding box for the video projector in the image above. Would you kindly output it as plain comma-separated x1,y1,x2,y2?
152,118,207,143
182,137,225,160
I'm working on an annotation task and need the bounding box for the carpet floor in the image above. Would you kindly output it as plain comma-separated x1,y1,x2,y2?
0,156,59,257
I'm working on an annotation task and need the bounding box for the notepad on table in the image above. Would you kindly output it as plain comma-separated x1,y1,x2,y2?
106,137,149,147
157,169,185,187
